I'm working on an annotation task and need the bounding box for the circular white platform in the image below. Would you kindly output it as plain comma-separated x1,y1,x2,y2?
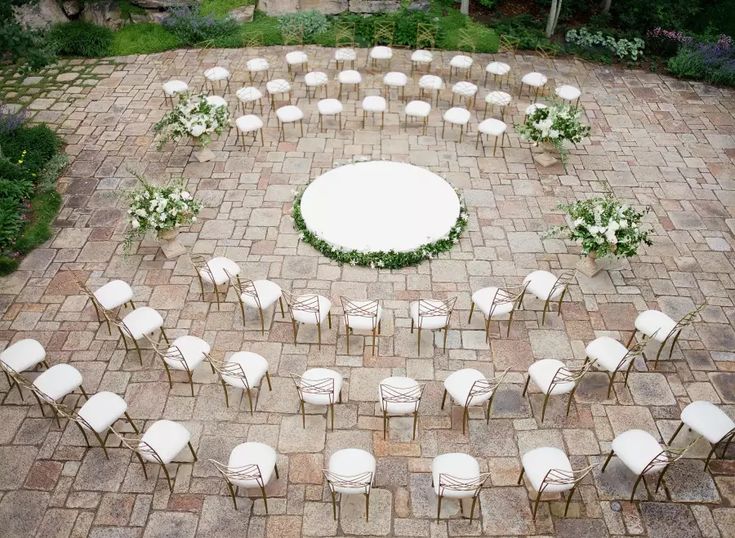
300,161,461,253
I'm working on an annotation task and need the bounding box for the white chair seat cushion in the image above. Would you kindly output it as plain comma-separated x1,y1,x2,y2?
379,376,420,415
205,95,227,109
443,107,470,126
292,294,331,324
405,100,431,118
522,72,547,87
384,71,408,87
317,99,343,115
635,310,676,341
345,301,382,331
165,335,210,371
585,336,629,372
432,453,480,498
528,359,575,395
522,447,574,493
204,67,230,81
471,287,513,318
411,49,433,63
221,351,269,389
681,401,735,444
525,103,548,116
246,58,269,72
452,81,478,97
478,119,507,137
227,442,278,488
236,87,262,103
304,71,328,87
409,299,449,329
450,54,473,69
93,280,134,310
419,75,443,90
276,105,304,123
485,91,512,107
1,338,46,373
200,257,241,285
612,429,667,475
444,368,492,406
241,279,282,309
328,448,376,494
338,70,362,84
33,364,82,401
523,270,562,301
122,307,164,340
139,420,191,464
285,51,308,65
162,80,188,96
555,84,581,101
77,391,127,433
236,114,264,133
335,48,357,61
485,61,510,75
370,46,393,60
266,79,291,94
300,367,342,406
362,95,387,112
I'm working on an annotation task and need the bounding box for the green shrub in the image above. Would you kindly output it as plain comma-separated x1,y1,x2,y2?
667,39,735,86
0,197,24,257
162,5,239,45
14,190,62,254
0,124,61,171
491,15,550,50
49,21,113,57
278,10,330,41
0,178,34,204
111,23,183,56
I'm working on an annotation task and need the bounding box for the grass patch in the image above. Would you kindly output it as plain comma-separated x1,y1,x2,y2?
111,23,183,56
14,191,62,255
200,0,255,18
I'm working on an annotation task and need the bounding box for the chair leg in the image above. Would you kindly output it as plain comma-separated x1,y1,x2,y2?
540,393,550,423
443,326,449,352
564,485,577,516
365,492,370,520
436,494,442,522
565,385,578,417
124,411,139,434
668,421,684,445
462,406,469,435
258,307,265,335
417,327,421,355
630,473,644,501
226,481,238,509
704,443,718,470
441,389,447,409
601,450,614,472
330,490,338,520
246,389,254,415
522,375,530,396
317,322,322,349
300,399,306,428
260,486,269,514
330,403,335,431
532,490,542,520
161,463,174,492
626,330,637,347
468,302,475,324
383,411,388,440
469,495,478,523
517,467,525,484
412,412,418,440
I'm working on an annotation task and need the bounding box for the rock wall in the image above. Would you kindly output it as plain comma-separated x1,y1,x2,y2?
259,0,402,15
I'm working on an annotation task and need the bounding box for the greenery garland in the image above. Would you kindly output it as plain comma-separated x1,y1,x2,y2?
291,187,468,270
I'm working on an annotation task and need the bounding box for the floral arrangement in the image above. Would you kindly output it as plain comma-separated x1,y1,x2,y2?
291,188,468,270
515,102,590,166
153,93,229,150
566,27,645,61
544,195,652,258
668,34,735,86
124,173,202,252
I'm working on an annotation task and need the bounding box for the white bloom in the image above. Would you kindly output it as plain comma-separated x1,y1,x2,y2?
190,124,205,137
131,219,140,229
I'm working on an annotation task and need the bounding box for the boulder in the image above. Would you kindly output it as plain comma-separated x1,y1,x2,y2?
407,0,430,11
348,0,401,13
300,0,348,14
129,0,196,8
61,0,82,17
13,0,69,30
228,4,255,22
258,0,300,15
81,0,124,29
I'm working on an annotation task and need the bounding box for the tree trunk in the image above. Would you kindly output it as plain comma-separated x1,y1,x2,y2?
460,0,469,16
545,0,563,38
601,0,612,14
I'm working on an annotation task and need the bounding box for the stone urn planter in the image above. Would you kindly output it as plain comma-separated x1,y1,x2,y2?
532,141,559,168
157,228,186,259
576,251,603,278
192,138,215,163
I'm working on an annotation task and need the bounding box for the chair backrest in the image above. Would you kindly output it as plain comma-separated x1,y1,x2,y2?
465,367,509,407
284,290,324,325
110,426,167,465
76,278,107,312
210,458,266,486
106,312,136,341
232,276,263,309
190,254,219,283
642,437,697,475
538,463,597,493
457,28,476,53
323,469,373,494
550,271,573,300
341,297,380,330
616,335,649,370
437,471,490,498
418,297,456,326
415,22,436,50
145,334,193,372
291,373,336,403
244,30,263,48
373,20,395,46
548,361,592,394
379,382,424,413
499,34,520,53
335,21,355,48
486,283,528,318
669,303,706,338
282,22,305,46
210,355,251,390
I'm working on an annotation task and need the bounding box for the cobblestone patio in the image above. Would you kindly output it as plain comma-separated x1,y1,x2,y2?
1,45,735,537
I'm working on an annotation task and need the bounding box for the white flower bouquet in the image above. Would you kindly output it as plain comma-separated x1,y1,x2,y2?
515,102,590,166
124,172,202,252
153,93,229,149
544,195,652,258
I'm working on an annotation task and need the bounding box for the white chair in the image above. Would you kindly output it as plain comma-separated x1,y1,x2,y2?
602,429,688,501
325,448,376,520
484,90,512,119
409,297,456,354
518,447,595,519
476,118,508,157
669,401,735,469
79,279,135,334
1,339,48,399
383,71,408,100
337,70,362,99
111,307,168,363
520,72,548,101
210,442,279,510
521,270,572,324
584,336,647,397
340,297,382,356
627,304,705,370
484,61,511,86
442,368,509,434
555,84,581,105
523,359,590,422
432,453,488,523
448,54,473,81
304,71,328,100
335,47,357,70
292,367,343,430
204,66,231,94
162,80,188,107
361,95,387,128
410,49,433,74
404,100,431,134
379,376,424,440
246,57,269,82
118,419,196,492
266,78,291,107
442,107,471,143
368,45,393,69
31,363,87,418
317,99,344,131
236,86,264,115
451,81,478,108
418,74,443,105
284,291,332,348
191,255,241,307
205,95,228,110
211,352,271,414
149,334,210,396
285,50,309,76
231,276,284,333
524,102,547,120
276,105,304,141
469,284,527,340
235,114,264,146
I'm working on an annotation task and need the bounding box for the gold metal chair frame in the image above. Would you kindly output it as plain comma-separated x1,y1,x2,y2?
244,31,268,82
468,283,527,340
340,297,381,356
441,368,509,434
419,85,441,106
283,23,308,77
209,354,272,414
368,21,394,69
145,335,206,397
379,382,425,440
210,458,279,511
291,373,341,430
0,350,49,401
191,254,232,308
448,29,475,81
107,311,169,365
403,106,430,135
334,22,357,70
55,400,138,459
277,115,304,142
319,110,344,131
238,93,264,116
362,108,385,129
584,336,648,398
518,77,546,103
235,121,264,147
323,470,374,520
411,297,457,354
231,275,285,333
669,416,735,470
476,128,509,157
78,279,136,335
518,271,572,325
522,361,592,422
411,23,436,75
441,116,468,143
434,472,490,523
517,463,597,519
283,291,332,348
